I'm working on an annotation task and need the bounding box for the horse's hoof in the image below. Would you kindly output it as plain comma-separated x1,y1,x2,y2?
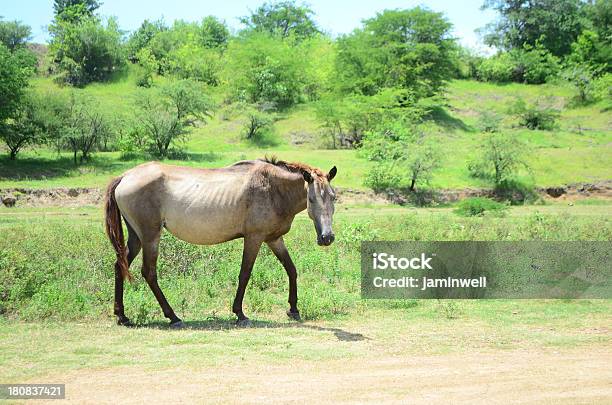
169,319,185,329
287,310,301,321
236,318,252,328
117,317,133,327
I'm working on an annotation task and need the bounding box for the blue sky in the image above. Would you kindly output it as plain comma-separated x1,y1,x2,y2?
2,0,497,52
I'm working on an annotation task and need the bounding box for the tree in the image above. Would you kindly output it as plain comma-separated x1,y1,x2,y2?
51,94,111,164
0,91,48,160
200,16,229,49
243,108,273,140
48,16,125,86
224,32,309,108
335,7,456,97
361,118,441,192
480,0,587,57
136,79,213,157
567,30,611,75
0,18,31,51
126,19,167,62
585,0,611,45
468,133,530,186
53,0,101,19
0,44,34,124
240,1,320,40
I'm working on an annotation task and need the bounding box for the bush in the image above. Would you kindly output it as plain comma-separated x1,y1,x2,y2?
224,32,309,108
134,79,214,157
364,162,404,192
477,111,502,133
494,179,540,205
476,43,560,84
243,109,273,140
134,48,157,87
510,98,560,130
454,197,507,217
476,52,515,82
468,133,531,187
512,42,560,84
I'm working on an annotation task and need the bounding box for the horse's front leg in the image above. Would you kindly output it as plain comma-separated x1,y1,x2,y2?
232,236,263,326
267,237,300,321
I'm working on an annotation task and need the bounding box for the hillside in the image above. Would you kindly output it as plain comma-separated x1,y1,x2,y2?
0,73,610,191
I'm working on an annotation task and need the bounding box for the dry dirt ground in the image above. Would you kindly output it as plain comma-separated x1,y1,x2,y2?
26,346,612,404
1,181,611,208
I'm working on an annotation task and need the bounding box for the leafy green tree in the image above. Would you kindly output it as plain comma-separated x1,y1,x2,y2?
480,0,586,57
126,19,167,62
362,118,441,191
224,32,308,108
53,0,100,19
134,48,157,87
243,108,273,140
48,16,125,86
200,16,230,48
585,0,611,45
51,94,111,164
143,19,227,81
468,133,530,186
0,18,31,51
0,44,34,124
240,1,320,40
135,79,214,157
0,91,48,160
567,30,611,75
335,7,456,97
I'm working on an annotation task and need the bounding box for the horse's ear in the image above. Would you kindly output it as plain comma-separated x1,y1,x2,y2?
302,170,313,184
327,166,337,182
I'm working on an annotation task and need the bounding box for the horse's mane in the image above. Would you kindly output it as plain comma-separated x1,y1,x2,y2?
260,156,325,179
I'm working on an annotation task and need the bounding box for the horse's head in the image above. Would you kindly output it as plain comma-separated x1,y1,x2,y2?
301,166,337,246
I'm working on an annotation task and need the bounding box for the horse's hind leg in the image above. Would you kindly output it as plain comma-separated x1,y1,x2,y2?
141,236,183,328
115,220,141,326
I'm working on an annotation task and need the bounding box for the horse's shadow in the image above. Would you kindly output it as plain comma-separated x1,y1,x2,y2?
140,317,369,342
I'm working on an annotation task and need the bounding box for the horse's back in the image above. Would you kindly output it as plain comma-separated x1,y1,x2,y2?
116,162,258,245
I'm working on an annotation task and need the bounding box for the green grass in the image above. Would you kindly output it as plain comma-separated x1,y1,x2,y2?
1,205,610,323
0,206,611,383
1,77,610,190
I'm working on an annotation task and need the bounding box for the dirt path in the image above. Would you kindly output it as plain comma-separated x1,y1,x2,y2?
32,347,611,404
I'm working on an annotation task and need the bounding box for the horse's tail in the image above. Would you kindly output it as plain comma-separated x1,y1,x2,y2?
104,176,133,282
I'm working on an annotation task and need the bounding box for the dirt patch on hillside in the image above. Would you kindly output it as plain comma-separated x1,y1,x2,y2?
31,346,612,404
1,181,611,208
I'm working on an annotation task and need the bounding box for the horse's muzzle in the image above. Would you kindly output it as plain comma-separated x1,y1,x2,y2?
318,233,335,246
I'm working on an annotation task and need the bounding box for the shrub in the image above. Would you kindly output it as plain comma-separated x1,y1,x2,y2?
476,53,515,82
510,98,560,130
512,42,560,84
134,48,157,87
477,111,502,133
454,197,507,217
364,162,404,192
243,109,273,140
224,32,308,108
468,133,531,187
134,79,214,157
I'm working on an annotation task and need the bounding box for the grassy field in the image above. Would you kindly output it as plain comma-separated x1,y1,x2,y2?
0,76,610,191
0,204,611,402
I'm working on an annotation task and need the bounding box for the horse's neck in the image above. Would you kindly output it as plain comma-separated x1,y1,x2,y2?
270,174,307,216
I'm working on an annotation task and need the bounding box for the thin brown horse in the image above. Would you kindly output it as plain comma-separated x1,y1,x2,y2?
104,157,337,328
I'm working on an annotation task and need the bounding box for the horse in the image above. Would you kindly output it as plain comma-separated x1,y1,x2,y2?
104,157,337,328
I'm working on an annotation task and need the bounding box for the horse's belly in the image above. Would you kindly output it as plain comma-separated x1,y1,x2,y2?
163,207,243,245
